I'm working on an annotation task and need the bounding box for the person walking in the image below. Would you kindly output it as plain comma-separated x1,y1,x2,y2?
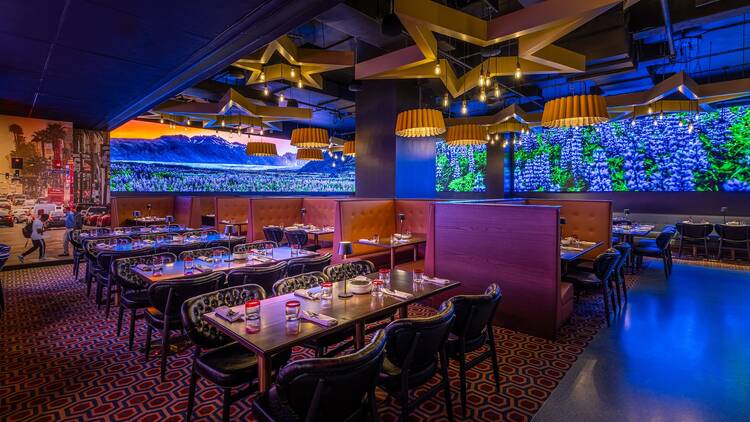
59,206,75,257
18,214,48,263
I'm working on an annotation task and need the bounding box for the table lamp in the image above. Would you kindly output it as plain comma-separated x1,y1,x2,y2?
165,215,174,224
132,210,141,218
398,213,406,235
721,206,728,223
623,208,631,219
300,207,306,224
146,203,152,217
224,224,238,254
338,241,354,298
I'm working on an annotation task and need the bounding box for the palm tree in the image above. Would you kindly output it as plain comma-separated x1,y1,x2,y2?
8,124,24,150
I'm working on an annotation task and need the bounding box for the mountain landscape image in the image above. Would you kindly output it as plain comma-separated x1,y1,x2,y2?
109,133,354,193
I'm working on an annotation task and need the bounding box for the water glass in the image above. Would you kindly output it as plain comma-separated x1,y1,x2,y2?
212,249,223,266
413,268,424,283
378,269,391,285
372,234,380,244
372,279,384,297
245,300,261,333
184,256,194,275
152,257,163,276
285,300,301,321
321,282,333,300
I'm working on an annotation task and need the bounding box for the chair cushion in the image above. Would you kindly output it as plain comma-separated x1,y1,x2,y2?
446,330,488,356
633,245,662,257
121,289,149,309
378,357,438,391
563,271,600,287
573,260,595,273
145,307,183,331
196,342,259,388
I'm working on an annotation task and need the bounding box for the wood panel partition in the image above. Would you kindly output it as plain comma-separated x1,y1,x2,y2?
214,197,250,236
247,198,303,241
111,196,175,227
425,202,562,339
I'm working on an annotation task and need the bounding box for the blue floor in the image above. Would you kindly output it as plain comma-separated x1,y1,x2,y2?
533,261,750,422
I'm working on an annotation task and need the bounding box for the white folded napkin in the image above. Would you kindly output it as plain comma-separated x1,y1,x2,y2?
383,288,414,300
423,275,451,285
302,310,338,326
215,306,242,323
294,286,322,300
358,238,376,244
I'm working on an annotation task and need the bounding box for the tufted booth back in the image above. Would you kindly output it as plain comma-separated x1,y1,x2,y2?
111,196,175,227
527,199,612,260
113,252,177,291
395,200,433,235
335,200,396,257
302,198,337,227
249,198,303,240
215,197,250,234
272,271,329,296
322,260,376,283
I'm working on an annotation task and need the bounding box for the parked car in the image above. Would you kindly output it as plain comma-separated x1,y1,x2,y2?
83,206,108,226
0,200,11,210
47,205,66,227
12,206,32,223
0,209,14,227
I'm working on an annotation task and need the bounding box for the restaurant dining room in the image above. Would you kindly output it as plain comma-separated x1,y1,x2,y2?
2,0,750,421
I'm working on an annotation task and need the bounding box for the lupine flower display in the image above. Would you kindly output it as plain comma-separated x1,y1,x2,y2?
513,105,750,192
435,140,487,192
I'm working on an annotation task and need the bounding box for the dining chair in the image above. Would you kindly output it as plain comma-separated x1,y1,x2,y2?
378,301,456,422
146,272,226,381
271,271,329,296
96,245,151,318
112,252,177,350
178,247,230,262
633,226,676,278
612,242,632,305
232,240,277,254
69,230,85,280
715,224,750,261
181,284,291,422
284,229,311,250
262,226,285,245
0,244,10,316
322,260,376,283
286,252,332,277
675,222,714,258
226,262,288,291
447,284,502,416
564,249,620,325
252,330,387,422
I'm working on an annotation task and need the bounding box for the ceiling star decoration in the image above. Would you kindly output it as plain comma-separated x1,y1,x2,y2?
150,89,312,131
233,35,354,89
355,0,633,98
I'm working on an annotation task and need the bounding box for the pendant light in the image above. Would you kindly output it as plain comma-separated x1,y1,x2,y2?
259,70,266,82
297,79,303,89
445,124,488,145
263,83,269,96
291,127,329,148
514,59,522,80
541,94,609,128
343,141,355,156
494,83,500,98
296,148,324,161
394,82,446,138
461,100,468,115
290,67,296,78
279,92,285,104
246,139,278,156
442,93,450,108
434,61,441,75
479,89,486,102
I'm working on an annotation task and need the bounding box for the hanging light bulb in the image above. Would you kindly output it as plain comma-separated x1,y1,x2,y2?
461,100,467,115
486,133,491,141
249,126,254,134
514,60,522,80
494,83,500,98
478,73,485,87
485,69,491,87
332,161,337,168
186,118,191,125
659,111,664,120
297,79,303,89
479,89,486,102
494,133,499,141
434,61,441,75
688,122,694,133
652,117,658,126
341,153,346,162
490,139,495,145
679,120,683,127
630,118,636,127
279,92,285,104
159,117,164,124
442,93,449,108
259,71,265,82
503,140,508,148
263,83,269,96
290,67,296,78
647,105,653,114
221,119,225,127
260,127,264,136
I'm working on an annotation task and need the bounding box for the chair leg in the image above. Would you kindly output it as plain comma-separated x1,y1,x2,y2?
128,309,137,351
398,379,409,422
86,272,92,297
620,268,628,302
440,351,455,422
105,283,113,318
95,282,103,308
717,239,723,261
678,238,684,258
144,325,153,361
222,388,231,422
116,305,125,336
185,354,198,422
601,284,611,326
662,255,669,279
488,329,501,392
458,351,467,417
160,320,170,381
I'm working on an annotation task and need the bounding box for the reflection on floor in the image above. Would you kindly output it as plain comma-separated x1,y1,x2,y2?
533,261,750,422
0,226,68,267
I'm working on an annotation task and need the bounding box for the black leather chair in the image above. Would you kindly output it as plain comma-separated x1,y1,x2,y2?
447,284,502,416
233,240,277,254
379,301,456,422
715,224,750,261
94,243,147,317
565,249,620,325
163,242,204,256
69,230,85,280
272,271,329,296
286,252,333,277
146,272,225,381
322,260,376,283
178,246,230,262
284,229,311,250
0,244,10,316
612,242,632,305
263,226,285,245
634,226,676,279
676,222,714,258
253,330,387,422
181,284,291,422
112,252,177,350
226,262,288,291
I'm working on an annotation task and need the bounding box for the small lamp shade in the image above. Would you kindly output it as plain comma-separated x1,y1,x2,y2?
398,213,406,222
146,204,152,210
338,241,353,256
224,224,238,236
623,208,631,216
559,217,567,225
165,215,174,224
132,210,141,218
720,207,728,213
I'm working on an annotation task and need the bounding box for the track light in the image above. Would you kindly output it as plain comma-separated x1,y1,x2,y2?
442,93,449,108
514,60,522,80
434,61,441,75
461,100,467,115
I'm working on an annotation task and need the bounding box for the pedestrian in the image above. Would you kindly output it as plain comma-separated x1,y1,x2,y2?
18,214,48,263
59,206,75,257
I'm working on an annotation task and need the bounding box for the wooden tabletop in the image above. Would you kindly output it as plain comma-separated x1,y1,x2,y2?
560,240,604,261
202,269,459,356
133,246,319,283
355,234,427,249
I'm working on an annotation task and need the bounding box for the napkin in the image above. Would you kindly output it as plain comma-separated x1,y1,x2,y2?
358,238,377,244
294,286,322,300
383,288,414,300
197,256,214,263
423,275,451,285
302,310,338,326
215,306,242,323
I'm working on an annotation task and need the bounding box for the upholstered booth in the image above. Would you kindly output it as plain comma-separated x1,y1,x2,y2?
111,196,176,227
214,197,250,235
173,196,215,228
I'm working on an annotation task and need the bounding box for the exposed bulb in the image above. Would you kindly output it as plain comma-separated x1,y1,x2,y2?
434,61,441,75
461,100,467,115
494,83,500,98
297,79,303,88
490,139,495,145
503,141,508,148
259,71,265,82
659,111,664,120
652,117,658,126
478,74,485,87
679,120,683,127
332,161,336,168
688,122,694,133
260,128,264,136
442,93,449,108
290,67,296,78
221,119,225,127
479,89,486,102
186,118,191,125
630,118,636,127
486,133,491,141
494,133,499,141
341,154,346,162
485,71,491,86
647,106,652,114
263,84,269,96
159,117,164,124
514,62,522,80
279,92,285,103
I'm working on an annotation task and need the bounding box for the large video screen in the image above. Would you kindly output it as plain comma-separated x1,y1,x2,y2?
513,106,750,192
110,121,354,193
435,140,487,192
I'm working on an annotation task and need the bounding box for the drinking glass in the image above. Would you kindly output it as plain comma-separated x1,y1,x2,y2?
152,256,163,276
372,279,384,297
413,268,424,283
245,300,261,333
285,300,301,321
321,282,333,300
372,234,380,244
378,269,391,285
212,249,223,267
183,256,194,275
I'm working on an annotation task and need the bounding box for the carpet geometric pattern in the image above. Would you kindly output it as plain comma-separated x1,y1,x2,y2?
0,264,639,421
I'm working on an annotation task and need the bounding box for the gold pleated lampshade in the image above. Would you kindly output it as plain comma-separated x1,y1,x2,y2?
490,120,528,134
445,124,488,146
343,140,356,156
245,141,278,156
395,108,446,138
541,94,609,128
296,148,324,161
291,127,329,148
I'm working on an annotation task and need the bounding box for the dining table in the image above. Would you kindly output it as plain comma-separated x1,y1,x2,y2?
221,220,249,235
560,240,604,274
201,268,460,392
133,246,319,283
285,225,335,248
92,234,246,256
80,226,199,240
355,234,427,270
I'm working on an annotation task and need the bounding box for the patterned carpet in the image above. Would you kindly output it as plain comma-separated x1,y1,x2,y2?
0,264,639,421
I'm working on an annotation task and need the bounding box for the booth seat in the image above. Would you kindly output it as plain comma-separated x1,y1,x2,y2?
215,197,250,235
302,198,337,248
111,196,175,227
557,282,575,329
248,198,304,240
334,199,396,263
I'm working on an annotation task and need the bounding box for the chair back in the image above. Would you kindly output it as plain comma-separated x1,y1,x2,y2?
593,249,621,282
113,252,177,291
94,243,145,277
147,272,225,320
226,262,288,291
181,284,266,349
273,272,329,296
715,224,750,242
286,253,333,277
162,242,202,256
285,229,308,248
178,246,229,261
233,241,277,254
383,301,455,374
676,222,713,239
449,284,502,350
656,226,677,250
263,226,285,244
268,330,387,421
613,242,631,274
322,260,376,282
0,244,11,269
